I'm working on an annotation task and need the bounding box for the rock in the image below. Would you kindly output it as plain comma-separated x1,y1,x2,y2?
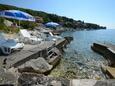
18,57,53,74
8,67,19,79
64,36,73,43
0,67,17,85
18,73,47,86
4,19,13,27
50,80,62,86
18,73,70,86
18,73,48,86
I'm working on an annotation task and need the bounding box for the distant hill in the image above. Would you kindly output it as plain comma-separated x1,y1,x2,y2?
0,4,106,30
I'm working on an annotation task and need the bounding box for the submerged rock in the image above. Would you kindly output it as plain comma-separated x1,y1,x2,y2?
18,57,53,74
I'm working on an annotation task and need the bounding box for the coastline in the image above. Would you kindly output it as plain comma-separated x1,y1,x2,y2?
1,28,115,85
0,32,73,85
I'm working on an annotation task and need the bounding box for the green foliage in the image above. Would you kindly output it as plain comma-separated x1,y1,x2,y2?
0,18,19,33
0,23,7,31
0,18,4,23
0,23,19,33
20,21,37,29
0,4,106,30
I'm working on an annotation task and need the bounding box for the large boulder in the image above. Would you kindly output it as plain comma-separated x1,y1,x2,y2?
18,57,53,74
0,67,17,85
18,73,48,86
18,73,70,86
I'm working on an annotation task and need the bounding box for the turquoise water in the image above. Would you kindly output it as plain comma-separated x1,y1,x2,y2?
61,29,115,79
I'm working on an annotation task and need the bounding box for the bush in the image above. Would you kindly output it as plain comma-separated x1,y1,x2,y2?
0,23,19,33
20,21,37,29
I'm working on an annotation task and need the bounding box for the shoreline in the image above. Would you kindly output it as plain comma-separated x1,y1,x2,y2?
0,34,73,85
0,29,115,85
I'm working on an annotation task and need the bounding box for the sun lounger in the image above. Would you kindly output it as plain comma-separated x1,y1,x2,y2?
0,33,24,55
49,32,63,41
19,29,42,44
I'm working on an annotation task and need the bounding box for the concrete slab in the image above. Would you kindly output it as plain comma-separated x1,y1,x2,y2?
70,79,97,86
70,79,115,86
105,43,115,54
106,66,115,78
0,40,65,68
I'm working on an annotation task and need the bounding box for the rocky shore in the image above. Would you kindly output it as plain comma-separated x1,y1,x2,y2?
0,37,73,85
91,43,115,79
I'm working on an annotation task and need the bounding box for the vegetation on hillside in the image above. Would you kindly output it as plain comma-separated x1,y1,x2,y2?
0,18,19,33
0,4,106,31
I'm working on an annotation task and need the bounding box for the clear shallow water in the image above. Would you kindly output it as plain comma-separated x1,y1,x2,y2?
61,29,115,79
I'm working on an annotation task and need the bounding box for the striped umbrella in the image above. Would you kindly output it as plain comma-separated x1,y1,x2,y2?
0,10,35,21
45,22,60,28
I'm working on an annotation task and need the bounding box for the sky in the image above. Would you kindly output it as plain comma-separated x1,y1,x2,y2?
0,0,115,29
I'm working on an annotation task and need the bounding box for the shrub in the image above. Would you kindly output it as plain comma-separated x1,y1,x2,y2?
20,21,37,29
0,23,19,33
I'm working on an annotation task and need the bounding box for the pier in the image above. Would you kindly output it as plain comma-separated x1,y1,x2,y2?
91,43,115,78
0,39,68,68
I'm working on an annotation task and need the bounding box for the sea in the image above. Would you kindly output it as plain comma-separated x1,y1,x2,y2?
59,29,115,79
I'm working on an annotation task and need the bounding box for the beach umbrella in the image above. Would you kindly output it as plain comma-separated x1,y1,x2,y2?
45,22,60,28
0,10,35,23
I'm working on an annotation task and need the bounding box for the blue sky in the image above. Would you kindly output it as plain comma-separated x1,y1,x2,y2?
0,0,115,29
